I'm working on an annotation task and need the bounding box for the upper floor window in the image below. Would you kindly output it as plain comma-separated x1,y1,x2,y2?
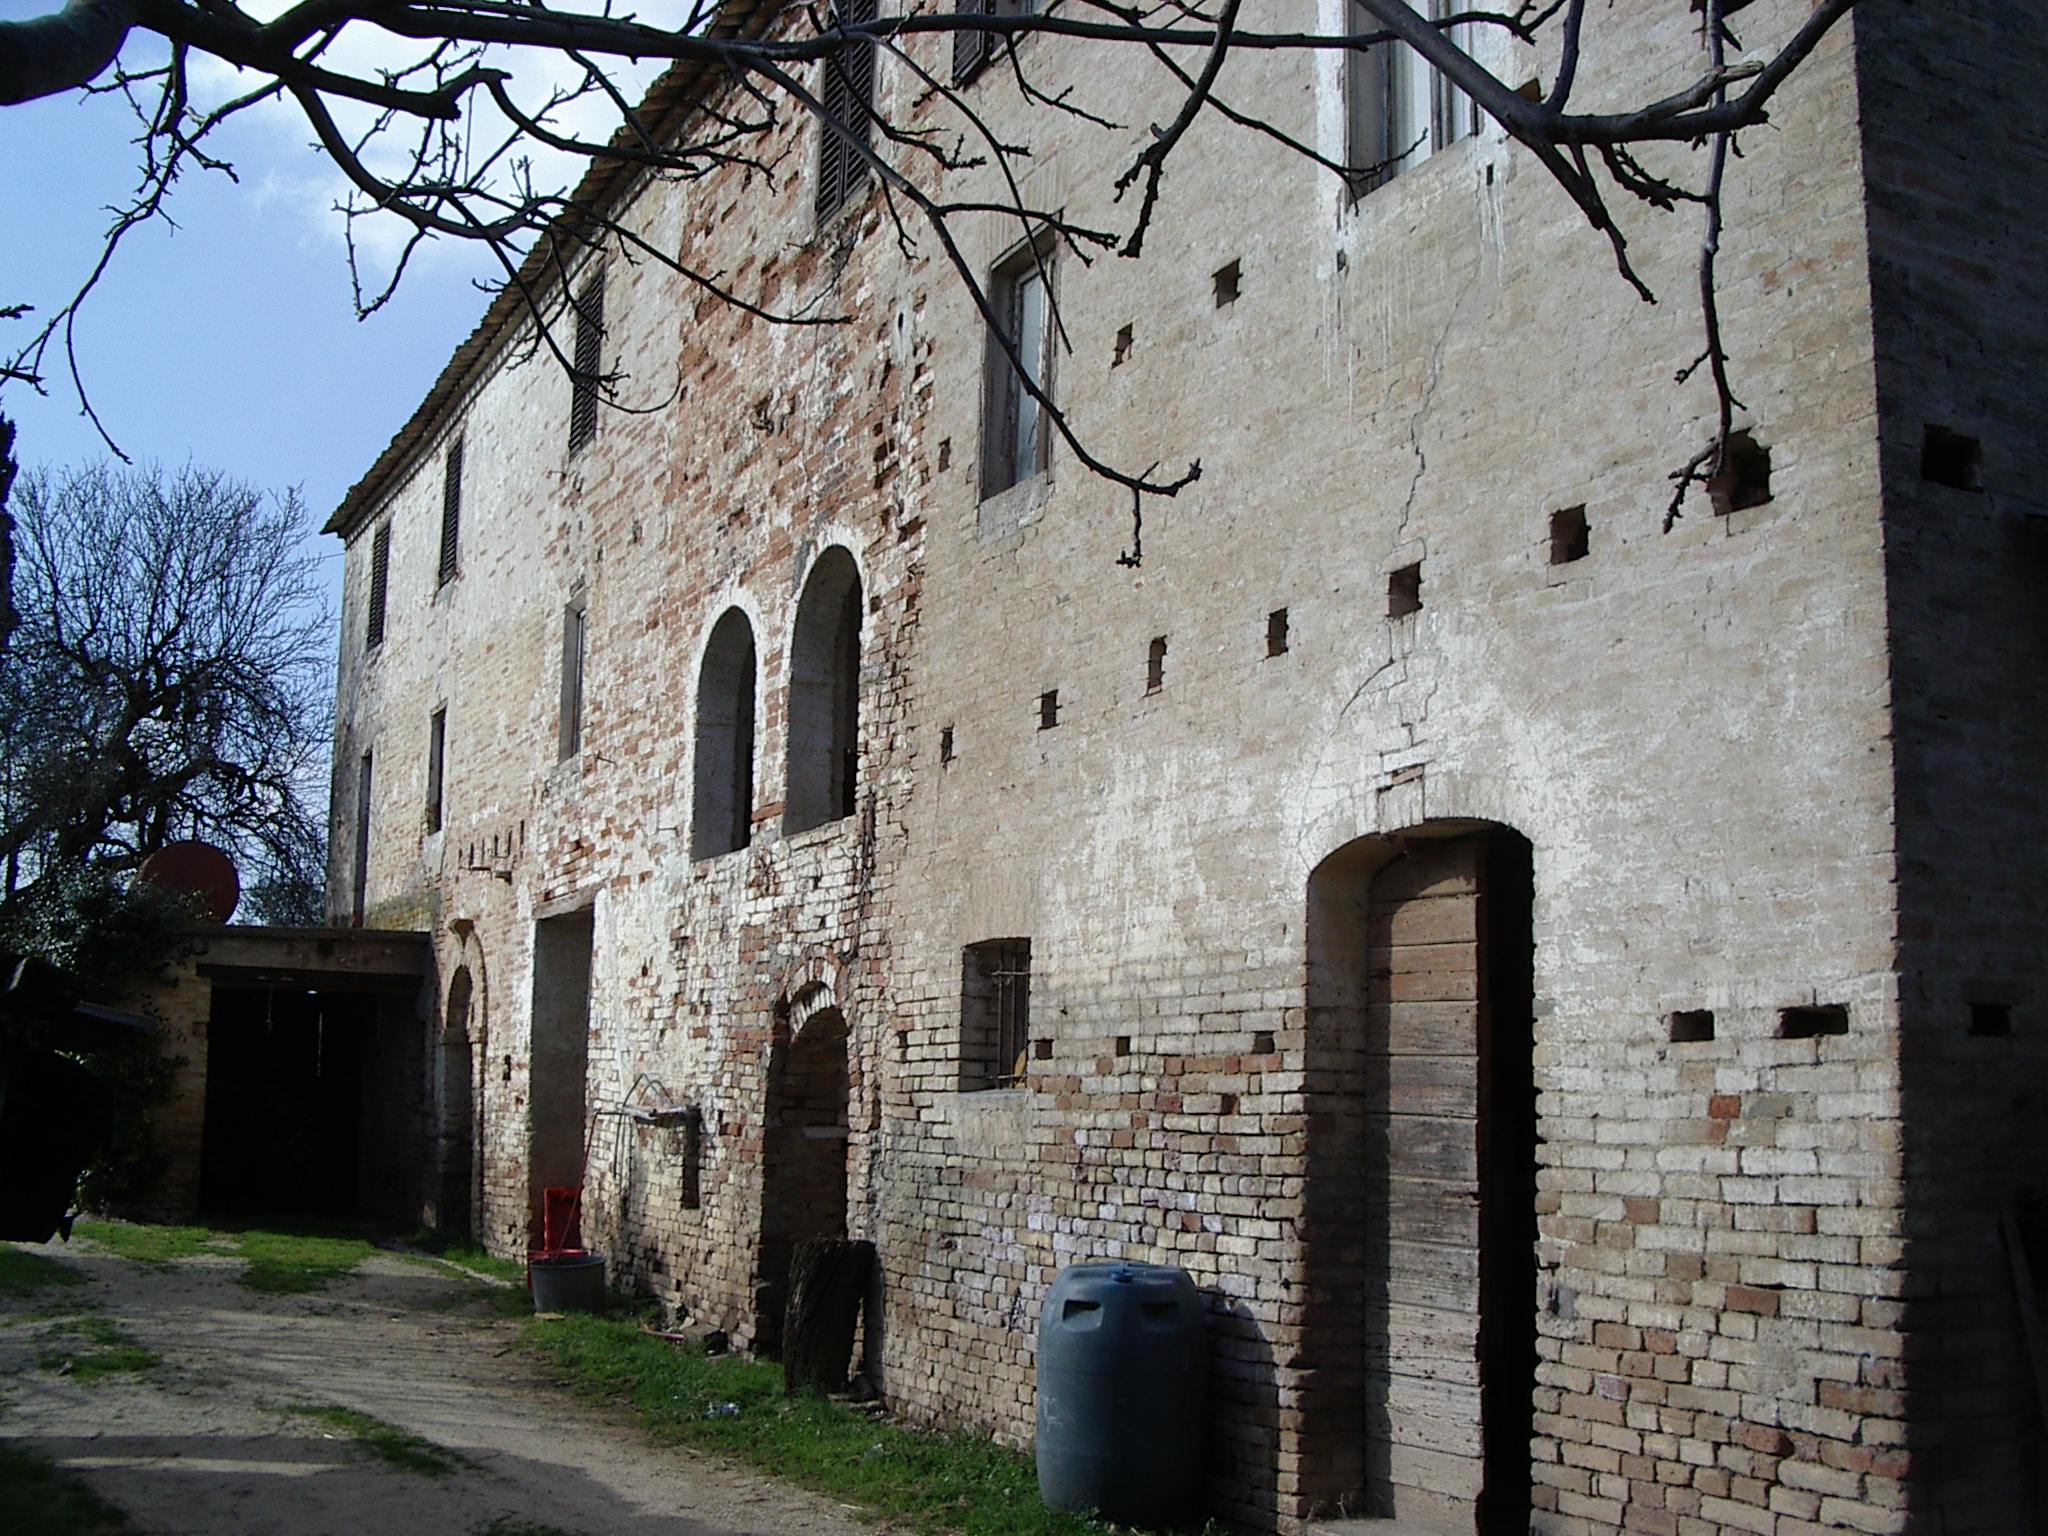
815,0,878,224
437,439,463,587
692,608,757,860
558,596,587,760
425,706,447,834
952,0,1034,84
784,548,861,834
1347,0,1477,196
981,234,1055,498
567,270,605,456
365,521,392,651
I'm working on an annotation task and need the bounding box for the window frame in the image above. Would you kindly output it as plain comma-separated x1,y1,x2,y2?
1345,0,1478,198
961,937,1032,1091
980,231,1057,500
558,596,587,761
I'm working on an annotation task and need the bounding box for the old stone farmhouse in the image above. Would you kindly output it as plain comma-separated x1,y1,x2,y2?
301,1,2048,1531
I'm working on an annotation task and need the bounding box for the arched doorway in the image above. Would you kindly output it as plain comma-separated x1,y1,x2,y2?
1300,824,1536,1535
756,994,850,1352
437,968,475,1240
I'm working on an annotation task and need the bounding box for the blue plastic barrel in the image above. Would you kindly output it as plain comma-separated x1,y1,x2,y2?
1035,1261,1208,1529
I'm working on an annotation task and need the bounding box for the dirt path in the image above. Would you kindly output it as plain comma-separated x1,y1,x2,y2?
1,1240,884,1536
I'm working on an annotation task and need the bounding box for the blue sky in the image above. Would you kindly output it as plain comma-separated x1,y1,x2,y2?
0,4,525,599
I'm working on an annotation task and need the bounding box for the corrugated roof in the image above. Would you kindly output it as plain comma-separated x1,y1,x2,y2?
324,0,782,539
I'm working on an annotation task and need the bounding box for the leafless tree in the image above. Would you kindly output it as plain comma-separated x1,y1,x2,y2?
0,0,1859,534
0,461,332,925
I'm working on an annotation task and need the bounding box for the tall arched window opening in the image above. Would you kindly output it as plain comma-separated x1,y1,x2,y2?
692,608,757,859
784,549,861,835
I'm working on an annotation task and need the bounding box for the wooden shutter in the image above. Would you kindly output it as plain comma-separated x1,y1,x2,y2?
366,522,391,650
953,0,996,85
437,440,462,586
814,0,878,223
567,270,604,455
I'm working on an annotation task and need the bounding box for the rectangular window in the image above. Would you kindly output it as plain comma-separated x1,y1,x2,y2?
982,236,1055,498
952,0,1035,84
961,937,1031,1090
1347,0,1478,196
567,271,605,456
352,750,373,925
559,598,587,760
815,0,878,223
438,440,462,586
426,707,447,834
365,522,391,651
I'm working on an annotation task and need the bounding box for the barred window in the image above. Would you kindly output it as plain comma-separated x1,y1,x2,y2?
961,938,1031,1090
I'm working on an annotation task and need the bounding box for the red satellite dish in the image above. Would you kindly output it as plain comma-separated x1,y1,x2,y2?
136,841,240,923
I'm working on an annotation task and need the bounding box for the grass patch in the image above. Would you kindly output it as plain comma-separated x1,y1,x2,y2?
73,1220,377,1295
0,1442,130,1534
36,1316,157,1381
407,1232,527,1285
234,1230,378,1294
0,1246,87,1298
473,1522,583,1536
289,1405,469,1476
71,1222,227,1268
528,1313,1117,1536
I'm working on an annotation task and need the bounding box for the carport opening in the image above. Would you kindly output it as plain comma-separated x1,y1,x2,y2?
201,987,388,1215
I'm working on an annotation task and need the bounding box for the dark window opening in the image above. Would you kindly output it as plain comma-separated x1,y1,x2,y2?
365,522,391,651
677,1104,704,1210
1708,430,1772,514
1388,562,1423,618
1668,1009,1715,1043
692,608,757,859
1146,636,1167,694
1970,1002,2013,1038
1213,260,1241,308
1038,689,1059,730
438,440,463,586
785,548,862,834
1779,1004,1848,1039
351,750,373,925
1549,505,1589,565
567,270,606,456
939,724,956,763
426,708,447,834
1921,424,1982,491
1112,323,1134,368
961,938,1031,1090
1267,607,1290,656
559,597,587,760
982,233,1056,498
815,0,879,222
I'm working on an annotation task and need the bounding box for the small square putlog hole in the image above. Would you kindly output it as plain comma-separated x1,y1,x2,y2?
1970,1002,2013,1038
1708,430,1772,514
1779,1004,1848,1039
1266,608,1290,656
1921,424,1982,491
1113,1035,1131,1057
1251,1030,1276,1055
1213,260,1241,308
1668,1009,1716,1043
1146,636,1167,693
1038,689,1060,730
939,724,956,763
1388,563,1423,618
1549,505,1590,565
1033,1038,1053,1060
1112,324,1134,368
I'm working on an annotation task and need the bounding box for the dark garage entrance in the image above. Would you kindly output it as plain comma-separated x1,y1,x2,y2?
192,929,434,1223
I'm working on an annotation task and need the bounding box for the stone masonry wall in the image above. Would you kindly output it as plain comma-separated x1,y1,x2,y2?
312,3,2018,1532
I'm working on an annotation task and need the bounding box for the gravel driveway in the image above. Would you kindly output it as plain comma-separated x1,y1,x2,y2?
1,1237,882,1536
